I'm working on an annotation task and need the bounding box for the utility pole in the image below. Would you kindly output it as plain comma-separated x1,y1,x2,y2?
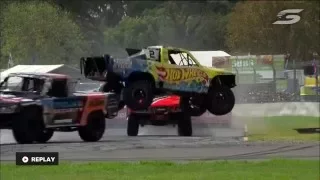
293,57,297,100
313,52,319,101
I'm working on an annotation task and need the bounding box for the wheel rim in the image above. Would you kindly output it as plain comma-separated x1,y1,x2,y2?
213,90,231,110
188,97,203,111
132,89,147,104
91,118,104,138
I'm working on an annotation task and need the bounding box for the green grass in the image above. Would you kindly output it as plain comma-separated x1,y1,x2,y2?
242,116,320,141
1,159,319,180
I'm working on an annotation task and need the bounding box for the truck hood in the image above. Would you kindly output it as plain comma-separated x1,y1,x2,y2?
203,66,234,75
151,95,180,107
0,94,30,114
0,93,34,104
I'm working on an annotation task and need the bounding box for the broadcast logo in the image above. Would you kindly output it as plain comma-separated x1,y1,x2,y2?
16,152,59,166
273,9,304,25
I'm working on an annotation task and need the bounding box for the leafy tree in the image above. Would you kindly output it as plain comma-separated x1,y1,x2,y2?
226,1,319,60
124,1,165,17
53,0,127,55
193,12,230,50
0,1,89,65
103,1,235,53
104,15,161,56
51,0,235,55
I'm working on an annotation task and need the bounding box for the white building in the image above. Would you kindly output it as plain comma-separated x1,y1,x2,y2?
190,51,231,67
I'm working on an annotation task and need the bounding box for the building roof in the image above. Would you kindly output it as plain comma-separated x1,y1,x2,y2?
7,72,69,79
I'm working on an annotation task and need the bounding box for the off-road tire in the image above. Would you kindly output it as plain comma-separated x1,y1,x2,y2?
78,111,106,142
207,86,235,116
35,129,54,143
180,96,207,117
177,113,192,136
12,107,39,144
123,80,154,111
127,114,139,136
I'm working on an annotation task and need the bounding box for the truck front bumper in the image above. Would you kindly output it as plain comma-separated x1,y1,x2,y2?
0,114,14,129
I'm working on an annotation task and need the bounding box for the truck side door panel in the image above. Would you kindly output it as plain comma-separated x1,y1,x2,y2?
41,97,84,126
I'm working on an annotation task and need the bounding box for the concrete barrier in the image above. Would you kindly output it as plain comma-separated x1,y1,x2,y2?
231,102,319,117
190,102,319,118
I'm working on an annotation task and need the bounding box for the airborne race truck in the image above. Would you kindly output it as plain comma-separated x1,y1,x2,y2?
80,45,237,132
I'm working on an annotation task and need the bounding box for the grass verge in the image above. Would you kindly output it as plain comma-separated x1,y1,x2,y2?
241,116,320,141
1,159,319,180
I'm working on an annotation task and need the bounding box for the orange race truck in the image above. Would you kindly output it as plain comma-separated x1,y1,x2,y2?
0,72,119,144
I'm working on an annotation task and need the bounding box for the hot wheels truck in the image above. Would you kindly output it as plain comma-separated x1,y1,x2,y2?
80,45,236,116
0,72,119,144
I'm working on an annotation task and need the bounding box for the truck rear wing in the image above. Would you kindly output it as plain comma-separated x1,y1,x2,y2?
80,55,110,81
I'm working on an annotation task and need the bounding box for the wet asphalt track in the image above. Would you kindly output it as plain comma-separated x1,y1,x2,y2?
1,113,319,162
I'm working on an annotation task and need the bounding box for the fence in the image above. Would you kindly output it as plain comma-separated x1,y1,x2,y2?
213,54,320,103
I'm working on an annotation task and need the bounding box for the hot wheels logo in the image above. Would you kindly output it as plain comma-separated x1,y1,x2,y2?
156,66,208,83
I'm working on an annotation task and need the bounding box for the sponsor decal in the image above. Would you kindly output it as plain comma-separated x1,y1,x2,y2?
257,55,273,65
114,59,132,69
53,108,81,114
212,56,231,68
53,99,83,109
156,66,208,83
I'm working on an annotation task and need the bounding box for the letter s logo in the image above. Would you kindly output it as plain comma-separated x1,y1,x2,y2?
273,9,304,25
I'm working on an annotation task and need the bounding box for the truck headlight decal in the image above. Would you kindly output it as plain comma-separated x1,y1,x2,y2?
0,105,17,113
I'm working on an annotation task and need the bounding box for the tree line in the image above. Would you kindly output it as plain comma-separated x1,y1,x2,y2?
0,0,318,68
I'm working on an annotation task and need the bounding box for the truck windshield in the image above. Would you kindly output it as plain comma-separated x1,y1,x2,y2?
0,76,23,91
0,76,45,93
170,52,198,66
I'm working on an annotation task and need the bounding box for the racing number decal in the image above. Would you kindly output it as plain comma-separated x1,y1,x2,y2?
148,48,160,61
150,50,155,58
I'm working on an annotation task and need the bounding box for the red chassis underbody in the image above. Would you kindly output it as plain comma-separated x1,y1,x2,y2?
126,95,232,127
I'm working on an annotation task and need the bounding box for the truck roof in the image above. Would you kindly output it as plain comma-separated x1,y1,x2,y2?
7,72,69,80
146,45,182,51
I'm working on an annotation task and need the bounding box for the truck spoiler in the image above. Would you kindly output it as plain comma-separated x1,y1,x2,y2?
125,48,141,56
80,55,110,81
